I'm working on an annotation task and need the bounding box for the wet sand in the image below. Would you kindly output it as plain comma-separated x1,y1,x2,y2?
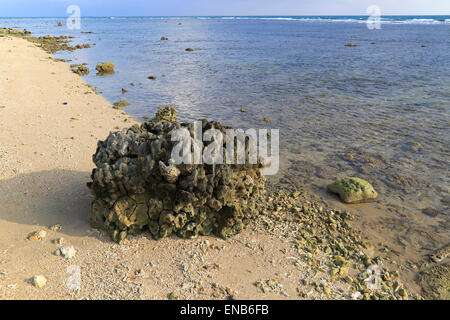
0,34,444,300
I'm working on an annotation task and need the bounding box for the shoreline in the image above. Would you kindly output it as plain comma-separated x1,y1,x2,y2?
0,30,445,300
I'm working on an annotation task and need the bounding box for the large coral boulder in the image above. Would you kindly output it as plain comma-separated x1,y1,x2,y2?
88,107,266,243
327,177,378,203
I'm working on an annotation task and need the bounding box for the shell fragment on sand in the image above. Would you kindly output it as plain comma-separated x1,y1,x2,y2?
32,275,47,288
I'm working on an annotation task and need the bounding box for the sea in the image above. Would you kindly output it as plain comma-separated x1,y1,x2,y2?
1,16,449,254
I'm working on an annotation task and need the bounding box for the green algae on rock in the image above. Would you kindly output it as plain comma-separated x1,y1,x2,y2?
95,62,115,75
150,105,177,123
327,177,378,203
87,106,266,243
71,65,89,76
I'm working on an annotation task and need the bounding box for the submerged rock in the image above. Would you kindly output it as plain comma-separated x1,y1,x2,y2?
96,62,115,75
160,36,169,40
416,263,450,300
88,106,266,242
422,207,442,218
429,243,450,263
327,177,378,203
113,100,131,109
345,43,357,47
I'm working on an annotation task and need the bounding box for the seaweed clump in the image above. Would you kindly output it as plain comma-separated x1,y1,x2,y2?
87,106,266,243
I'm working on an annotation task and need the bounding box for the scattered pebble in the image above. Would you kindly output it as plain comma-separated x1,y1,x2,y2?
49,224,61,232
52,238,64,245
167,291,179,300
60,245,76,259
27,230,46,241
32,275,47,288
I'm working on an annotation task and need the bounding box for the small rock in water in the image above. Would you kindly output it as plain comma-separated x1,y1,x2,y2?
327,177,378,203
345,43,357,47
95,62,115,75
148,75,157,80
160,36,168,40
422,207,442,218
121,88,128,93
185,48,195,52
32,275,47,288
60,246,76,259
113,100,131,109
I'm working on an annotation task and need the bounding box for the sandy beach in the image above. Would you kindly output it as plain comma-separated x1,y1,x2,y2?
0,35,326,300
0,32,446,300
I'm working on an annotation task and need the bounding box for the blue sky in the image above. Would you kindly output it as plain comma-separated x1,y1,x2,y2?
1,0,449,17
